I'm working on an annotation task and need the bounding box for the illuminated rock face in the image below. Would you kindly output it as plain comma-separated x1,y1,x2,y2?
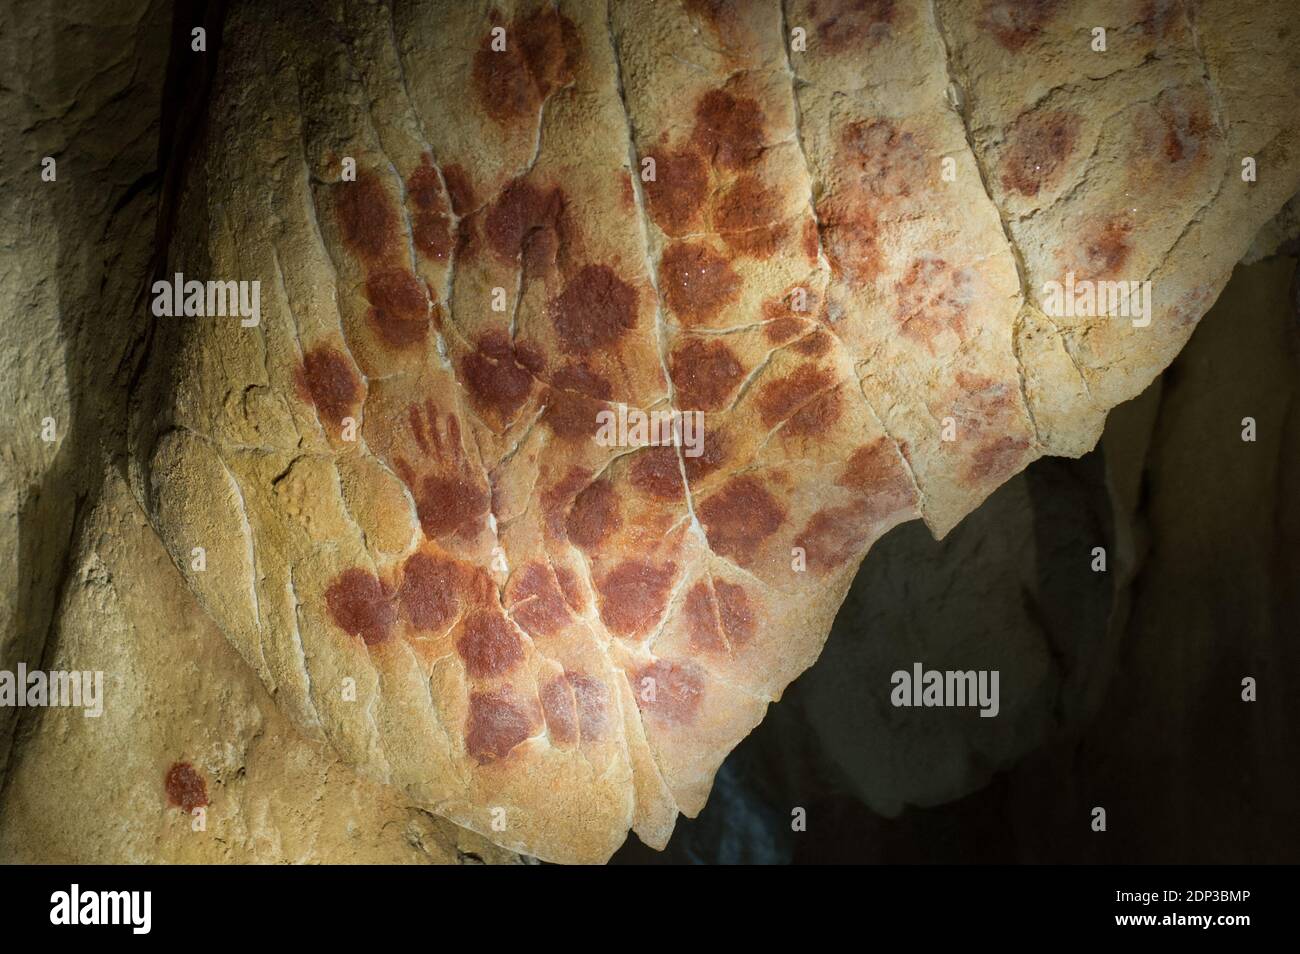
118,0,1297,863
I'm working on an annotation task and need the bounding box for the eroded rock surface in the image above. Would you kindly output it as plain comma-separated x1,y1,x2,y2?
17,0,1297,863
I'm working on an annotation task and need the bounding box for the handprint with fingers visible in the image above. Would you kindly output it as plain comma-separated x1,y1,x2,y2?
392,399,491,542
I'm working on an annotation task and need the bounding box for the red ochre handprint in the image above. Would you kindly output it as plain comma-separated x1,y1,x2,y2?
392,400,490,542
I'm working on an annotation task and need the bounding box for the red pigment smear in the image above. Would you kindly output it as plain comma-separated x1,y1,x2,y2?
630,658,705,727
325,568,396,645
507,562,571,638
643,150,709,234
398,550,460,632
465,689,538,764
811,0,899,53
456,610,524,679
165,762,208,812
365,269,430,348
1000,110,1080,197
697,475,785,562
565,478,622,551
670,337,745,411
629,446,686,502
549,264,638,353
596,560,678,639
295,346,360,425
658,241,741,325
334,170,397,262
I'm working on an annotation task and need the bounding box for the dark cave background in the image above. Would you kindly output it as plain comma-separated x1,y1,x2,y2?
615,254,1300,863
3,0,1296,865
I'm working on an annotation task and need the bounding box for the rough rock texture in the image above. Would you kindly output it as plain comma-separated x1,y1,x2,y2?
0,0,171,772
3,0,1296,865
611,250,1300,863
122,0,1300,862
126,0,1300,868
0,472,517,864
612,251,1299,863
0,0,514,863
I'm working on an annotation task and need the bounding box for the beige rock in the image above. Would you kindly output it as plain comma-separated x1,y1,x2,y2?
4,0,1291,864
0,471,516,864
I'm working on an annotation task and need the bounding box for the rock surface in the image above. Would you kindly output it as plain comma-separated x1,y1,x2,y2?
126,0,1300,862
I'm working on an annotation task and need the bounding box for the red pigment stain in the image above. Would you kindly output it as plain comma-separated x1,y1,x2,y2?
460,331,537,424
811,0,899,52
165,762,208,812
793,330,833,357
1000,110,1081,197
543,389,607,440
326,568,396,645
295,345,360,426
398,551,460,632
540,670,610,746
697,475,785,562
542,467,592,539
1079,215,1134,280
565,478,622,551
982,0,1060,51
794,503,873,574
630,658,705,727
783,386,845,439
713,173,785,259
670,337,745,410
685,578,756,653
551,362,613,399
471,8,580,125
1155,91,1213,166
964,436,1032,487
693,88,767,169
756,364,836,429
596,560,678,639
950,371,1019,428
401,466,488,541
715,580,755,646
764,316,805,344
407,157,445,212
406,156,451,261
1139,0,1182,37
507,562,570,638
629,446,685,501
683,0,744,45
683,429,728,483
442,164,476,215
549,264,638,353
540,675,578,745
818,194,881,284
555,565,586,613
456,609,525,679
335,170,396,262
818,119,927,283
838,438,917,519
643,150,709,234
841,119,927,200
484,178,569,272
801,217,821,262
893,256,973,350
659,241,741,325
465,689,539,764
365,269,430,348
